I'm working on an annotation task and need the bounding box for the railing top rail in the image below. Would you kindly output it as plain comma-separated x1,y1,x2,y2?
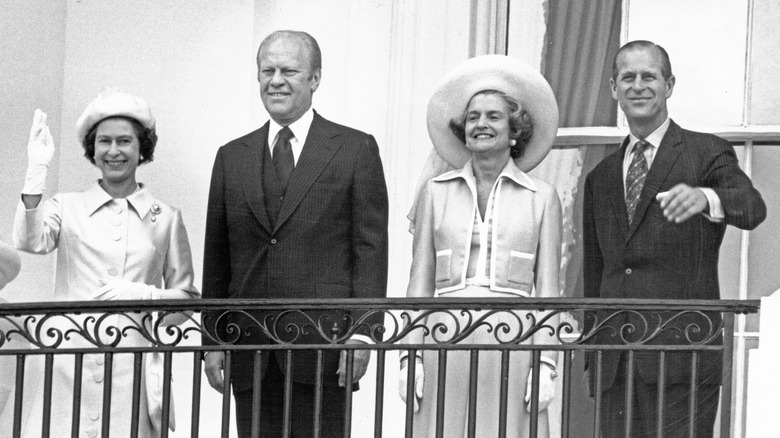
0,298,761,314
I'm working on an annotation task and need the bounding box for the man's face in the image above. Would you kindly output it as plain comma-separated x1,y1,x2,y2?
257,37,320,126
610,47,675,130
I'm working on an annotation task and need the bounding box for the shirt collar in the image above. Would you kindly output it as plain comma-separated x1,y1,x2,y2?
433,158,537,192
84,182,113,215
84,181,156,219
628,117,671,153
268,107,315,147
127,185,156,219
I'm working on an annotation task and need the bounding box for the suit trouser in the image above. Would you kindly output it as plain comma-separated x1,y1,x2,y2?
233,354,347,438
600,354,719,438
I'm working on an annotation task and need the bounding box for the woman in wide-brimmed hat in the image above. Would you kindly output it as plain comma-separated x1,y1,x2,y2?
400,55,561,437
8,89,199,437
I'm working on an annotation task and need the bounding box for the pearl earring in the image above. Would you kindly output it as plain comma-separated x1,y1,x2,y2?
510,139,517,146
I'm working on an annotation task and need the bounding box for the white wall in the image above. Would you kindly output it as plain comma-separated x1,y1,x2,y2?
0,0,66,302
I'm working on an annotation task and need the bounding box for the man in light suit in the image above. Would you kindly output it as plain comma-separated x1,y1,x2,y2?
203,30,388,438
583,40,766,437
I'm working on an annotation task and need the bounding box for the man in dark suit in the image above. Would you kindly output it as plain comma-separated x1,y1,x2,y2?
202,30,388,437
583,40,766,437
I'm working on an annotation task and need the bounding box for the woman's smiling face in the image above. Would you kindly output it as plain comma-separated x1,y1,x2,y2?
93,117,140,187
464,93,511,158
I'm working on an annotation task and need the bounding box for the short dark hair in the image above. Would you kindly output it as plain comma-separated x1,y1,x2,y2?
257,30,322,75
83,116,157,165
449,90,533,159
612,40,673,81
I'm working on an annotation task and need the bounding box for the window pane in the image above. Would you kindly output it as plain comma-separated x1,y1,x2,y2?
750,0,780,125
626,0,747,126
747,145,780,331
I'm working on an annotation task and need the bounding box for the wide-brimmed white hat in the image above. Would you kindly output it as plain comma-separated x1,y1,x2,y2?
76,88,155,145
427,55,558,172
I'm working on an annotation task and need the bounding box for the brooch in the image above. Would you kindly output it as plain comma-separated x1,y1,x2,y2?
150,203,161,222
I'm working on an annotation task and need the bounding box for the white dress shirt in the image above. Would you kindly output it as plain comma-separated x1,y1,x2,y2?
267,108,314,165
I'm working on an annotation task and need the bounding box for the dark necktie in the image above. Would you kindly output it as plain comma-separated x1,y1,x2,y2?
273,126,295,190
625,140,650,224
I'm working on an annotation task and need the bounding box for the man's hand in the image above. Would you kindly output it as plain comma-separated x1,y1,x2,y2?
337,339,370,387
656,183,708,224
204,351,226,393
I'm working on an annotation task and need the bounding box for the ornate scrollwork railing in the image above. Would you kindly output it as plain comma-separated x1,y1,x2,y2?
0,298,761,438
0,298,759,353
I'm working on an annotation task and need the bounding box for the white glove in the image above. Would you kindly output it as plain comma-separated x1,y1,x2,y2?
93,279,158,301
524,365,556,412
399,356,424,413
23,109,55,195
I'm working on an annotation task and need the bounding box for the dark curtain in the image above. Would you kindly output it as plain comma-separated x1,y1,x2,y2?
542,0,622,299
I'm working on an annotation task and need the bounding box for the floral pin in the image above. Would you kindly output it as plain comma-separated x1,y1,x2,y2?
150,203,162,222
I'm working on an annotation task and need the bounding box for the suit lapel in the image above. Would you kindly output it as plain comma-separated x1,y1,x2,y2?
240,123,273,233
274,113,342,231
626,121,682,240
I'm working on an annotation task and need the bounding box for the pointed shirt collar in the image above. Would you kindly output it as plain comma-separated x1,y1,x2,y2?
623,117,671,173
84,181,156,219
433,158,537,192
267,107,314,163
627,117,670,154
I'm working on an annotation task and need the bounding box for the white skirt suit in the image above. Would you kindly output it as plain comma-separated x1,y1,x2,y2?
407,160,561,438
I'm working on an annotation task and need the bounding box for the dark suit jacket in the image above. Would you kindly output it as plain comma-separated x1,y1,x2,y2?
203,111,389,391
583,120,765,392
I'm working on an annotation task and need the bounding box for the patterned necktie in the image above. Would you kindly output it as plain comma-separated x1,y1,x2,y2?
625,140,650,224
273,126,295,190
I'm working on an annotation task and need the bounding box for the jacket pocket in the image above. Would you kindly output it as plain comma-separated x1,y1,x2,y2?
507,250,535,287
435,249,452,283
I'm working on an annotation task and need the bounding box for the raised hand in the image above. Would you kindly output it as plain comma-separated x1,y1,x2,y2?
28,109,55,166
23,109,55,195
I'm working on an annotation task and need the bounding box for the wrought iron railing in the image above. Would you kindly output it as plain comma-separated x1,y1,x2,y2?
0,298,760,438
